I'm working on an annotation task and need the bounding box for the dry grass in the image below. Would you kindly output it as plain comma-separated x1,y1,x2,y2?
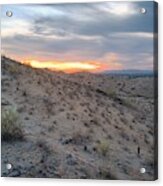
106,90,117,99
98,167,117,180
96,140,110,156
8,64,19,74
71,130,90,145
121,98,136,110
1,108,24,141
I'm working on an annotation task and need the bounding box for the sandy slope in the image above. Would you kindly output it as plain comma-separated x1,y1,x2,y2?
1,56,156,180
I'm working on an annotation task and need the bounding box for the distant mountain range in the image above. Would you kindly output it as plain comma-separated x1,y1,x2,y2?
102,69,154,77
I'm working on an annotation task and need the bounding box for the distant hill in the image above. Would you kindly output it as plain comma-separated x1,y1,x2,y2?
102,69,154,77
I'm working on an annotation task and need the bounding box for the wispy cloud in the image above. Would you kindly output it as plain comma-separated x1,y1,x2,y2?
110,32,153,39
97,2,138,16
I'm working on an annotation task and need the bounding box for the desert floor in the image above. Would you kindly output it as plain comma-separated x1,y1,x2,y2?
1,56,156,180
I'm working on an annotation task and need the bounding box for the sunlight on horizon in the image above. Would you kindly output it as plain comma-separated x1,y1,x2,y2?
22,59,105,73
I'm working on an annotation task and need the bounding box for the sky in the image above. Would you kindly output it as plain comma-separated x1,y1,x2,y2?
1,2,155,73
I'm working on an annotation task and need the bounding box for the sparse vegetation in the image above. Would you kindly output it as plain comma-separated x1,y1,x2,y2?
121,98,136,110
96,140,110,156
106,90,117,99
37,139,53,154
96,88,117,99
8,64,19,74
1,108,24,141
98,167,117,180
71,130,90,145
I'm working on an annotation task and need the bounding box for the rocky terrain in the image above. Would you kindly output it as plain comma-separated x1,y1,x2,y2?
1,56,156,180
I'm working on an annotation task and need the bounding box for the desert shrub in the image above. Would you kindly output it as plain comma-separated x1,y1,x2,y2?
120,131,130,141
90,117,100,126
98,167,117,180
37,139,52,154
8,64,19,74
106,90,117,99
1,108,24,141
71,130,90,145
121,99,136,110
96,140,110,156
96,89,108,96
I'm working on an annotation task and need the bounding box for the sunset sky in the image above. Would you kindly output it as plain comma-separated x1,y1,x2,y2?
1,2,155,73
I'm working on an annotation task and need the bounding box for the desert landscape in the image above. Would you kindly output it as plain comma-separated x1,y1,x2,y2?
1,56,156,180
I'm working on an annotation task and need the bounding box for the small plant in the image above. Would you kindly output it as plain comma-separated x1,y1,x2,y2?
8,64,19,74
106,90,117,99
1,108,24,141
96,140,110,156
121,98,136,110
37,139,52,154
98,167,117,180
90,117,100,126
71,130,90,145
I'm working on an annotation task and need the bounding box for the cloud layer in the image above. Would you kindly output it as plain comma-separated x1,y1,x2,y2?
1,2,155,71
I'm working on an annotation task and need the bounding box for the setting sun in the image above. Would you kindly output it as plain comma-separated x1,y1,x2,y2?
22,60,102,73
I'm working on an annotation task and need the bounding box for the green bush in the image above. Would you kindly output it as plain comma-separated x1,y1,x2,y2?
1,108,24,141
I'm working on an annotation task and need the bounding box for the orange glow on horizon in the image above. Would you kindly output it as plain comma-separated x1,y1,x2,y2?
22,59,105,73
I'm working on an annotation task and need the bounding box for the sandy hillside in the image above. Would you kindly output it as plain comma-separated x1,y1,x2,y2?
1,56,156,180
